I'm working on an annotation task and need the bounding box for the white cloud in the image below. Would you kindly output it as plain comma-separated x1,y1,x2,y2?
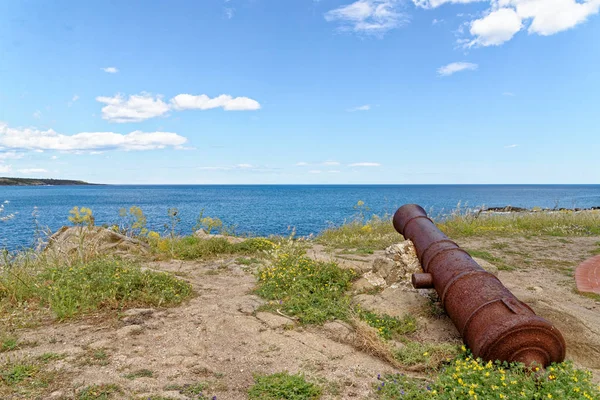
33,110,42,119
102,67,118,73
347,104,371,112
51,155,59,160
328,170,341,173
296,162,309,166
170,94,261,111
349,162,381,167
437,62,478,76
18,168,48,174
236,163,253,168
323,161,341,166
467,8,523,47
225,7,235,19
324,0,409,36
504,144,519,148
97,93,171,123
413,0,484,8
68,95,80,107
0,164,11,173
463,0,600,47
0,122,187,152
309,170,322,174
0,151,24,160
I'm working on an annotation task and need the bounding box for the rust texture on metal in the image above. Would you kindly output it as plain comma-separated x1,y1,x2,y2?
393,204,566,367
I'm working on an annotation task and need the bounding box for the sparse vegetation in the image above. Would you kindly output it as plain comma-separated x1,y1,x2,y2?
77,384,121,400
124,368,153,380
393,341,459,371
248,372,322,400
355,306,417,340
152,236,275,260
0,255,193,320
376,356,600,400
438,208,600,237
256,252,356,324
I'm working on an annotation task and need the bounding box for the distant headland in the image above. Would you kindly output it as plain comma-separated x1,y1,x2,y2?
0,177,98,186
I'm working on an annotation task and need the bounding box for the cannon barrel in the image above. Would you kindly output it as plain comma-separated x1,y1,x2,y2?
393,204,566,367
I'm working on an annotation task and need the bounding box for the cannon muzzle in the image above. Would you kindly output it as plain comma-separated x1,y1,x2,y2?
393,204,566,367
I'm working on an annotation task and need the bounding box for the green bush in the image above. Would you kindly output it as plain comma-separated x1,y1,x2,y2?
248,372,322,400
152,236,274,260
256,254,356,324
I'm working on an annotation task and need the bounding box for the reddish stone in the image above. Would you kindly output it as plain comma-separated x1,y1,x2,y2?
575,255,600,294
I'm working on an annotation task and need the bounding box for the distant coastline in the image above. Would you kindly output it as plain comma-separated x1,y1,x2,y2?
0,177,97,186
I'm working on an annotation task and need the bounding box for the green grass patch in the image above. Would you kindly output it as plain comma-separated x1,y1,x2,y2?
0,256,193,320
164,382,209,397
77,384,121,400
438,209,600,238
124,368,153,380
1,335,19,352
377,357,600,399
255,254,356,324
356,307,417,340
152,236,275,260
394,341,460,371
0,357,59,399
317,215,397,251
248,372,322,400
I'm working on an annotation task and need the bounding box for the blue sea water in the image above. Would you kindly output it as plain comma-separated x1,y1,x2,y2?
1,184,599,250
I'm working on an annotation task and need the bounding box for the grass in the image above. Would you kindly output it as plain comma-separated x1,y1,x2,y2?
393,341,460,371
376,356,600,399
77,384,121,400
437,209,600,238
0,255,193,320
317,215,398,252
464,249,517,271
0,357,59,398
164,382,210,397
124,368,153,380
152,236,275,260
355,307,417,340
248,372,322,400
1,335,19,352
255,253,356,324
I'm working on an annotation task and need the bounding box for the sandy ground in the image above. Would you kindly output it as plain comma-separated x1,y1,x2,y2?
3,235,600,399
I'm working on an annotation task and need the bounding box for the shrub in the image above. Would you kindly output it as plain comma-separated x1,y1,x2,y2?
256,254,356,324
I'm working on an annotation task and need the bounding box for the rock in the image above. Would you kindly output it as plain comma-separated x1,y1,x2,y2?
352,277,377,293
472,257,499,276
44,226,150,259
194,229,245,244
116,324,144,338
255,312,294,329
373,257,395,279
322,320,354,342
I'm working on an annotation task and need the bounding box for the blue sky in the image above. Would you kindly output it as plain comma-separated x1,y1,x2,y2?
0,0,599,184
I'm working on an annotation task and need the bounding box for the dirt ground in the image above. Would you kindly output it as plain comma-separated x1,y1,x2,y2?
4,235,600,399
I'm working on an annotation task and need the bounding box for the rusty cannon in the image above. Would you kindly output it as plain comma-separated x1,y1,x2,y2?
393,204,566,368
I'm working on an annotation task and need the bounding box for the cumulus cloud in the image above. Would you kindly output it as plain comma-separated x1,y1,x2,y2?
324,0,409,36
102,67,118,73
97,93,262,123
170,94,261,111
437,62,478,76
347,104,371,112
463,0,600,47
0,122,187,152
97,93,171,123
349,162,381,167
18,168,48,174
467,8,523,47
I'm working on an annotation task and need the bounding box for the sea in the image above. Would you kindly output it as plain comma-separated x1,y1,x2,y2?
1,184,599,250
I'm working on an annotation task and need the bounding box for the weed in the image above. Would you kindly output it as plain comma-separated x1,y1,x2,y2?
236,257,262,266
256,254,356,324
124,368,153,379
465,249,517,271
1,362,37,385
394,341,459,371
317,214,397,252
164,382,214,398
153,236,274,260
77,384,121,400
248,372,322,400
356,306,417,340
38,352,64,362
1,335,19,352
